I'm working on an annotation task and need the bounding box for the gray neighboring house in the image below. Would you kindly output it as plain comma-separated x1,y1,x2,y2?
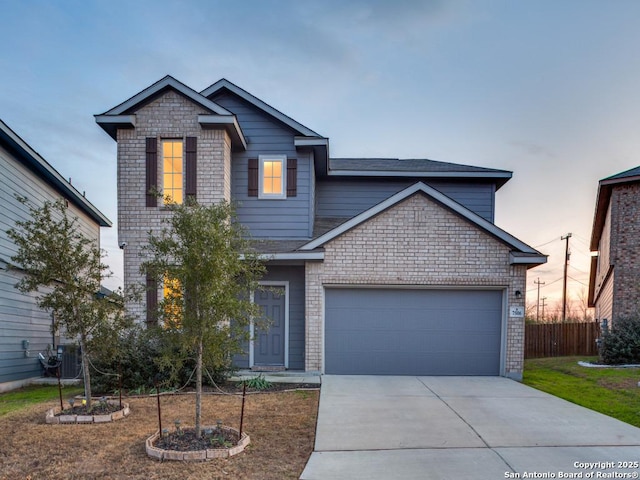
589,166,640,325
96,76,546,381
0,119,111,391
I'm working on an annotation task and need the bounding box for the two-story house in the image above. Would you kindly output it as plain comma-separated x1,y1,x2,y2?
0,119,111,391
588,166,640,325
96,76,545,381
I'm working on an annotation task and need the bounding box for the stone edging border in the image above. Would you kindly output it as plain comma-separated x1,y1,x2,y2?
146,425,250,461
45,401,130,424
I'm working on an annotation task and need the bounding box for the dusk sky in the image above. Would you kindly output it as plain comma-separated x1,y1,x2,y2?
2,0,640,315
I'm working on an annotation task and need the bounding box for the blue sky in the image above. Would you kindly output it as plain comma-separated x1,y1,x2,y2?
3,0,640,314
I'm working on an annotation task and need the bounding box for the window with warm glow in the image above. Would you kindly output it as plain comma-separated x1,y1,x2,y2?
163,275,182,328
259,155,286,199
163,140,183,204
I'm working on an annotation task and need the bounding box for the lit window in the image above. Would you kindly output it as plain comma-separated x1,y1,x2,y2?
163,140,183,204
163,275,182,328
259,155,286,199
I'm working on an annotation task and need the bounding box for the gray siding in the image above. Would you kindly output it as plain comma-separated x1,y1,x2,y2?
316,179,496,222
211,92,312,238
0,144,100,385
234,265,305,370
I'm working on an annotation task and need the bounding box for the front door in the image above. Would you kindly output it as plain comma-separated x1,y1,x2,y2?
253,286,286,366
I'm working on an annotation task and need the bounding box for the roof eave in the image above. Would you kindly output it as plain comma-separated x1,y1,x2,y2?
94,114,135,140
0,120,112,227
198,115,247,151
295,136,329,175
509,252,548,267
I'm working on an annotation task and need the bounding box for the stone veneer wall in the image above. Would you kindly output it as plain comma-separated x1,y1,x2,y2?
305,193,528,379
117,90,231,321
610,183,640,322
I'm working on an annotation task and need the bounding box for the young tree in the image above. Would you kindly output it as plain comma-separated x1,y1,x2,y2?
141,199,265,438
7,198,129,410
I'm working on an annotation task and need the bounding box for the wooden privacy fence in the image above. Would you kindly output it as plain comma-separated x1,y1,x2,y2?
525,322,601,358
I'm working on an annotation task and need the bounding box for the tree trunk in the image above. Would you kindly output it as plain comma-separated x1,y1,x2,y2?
195,338,203,438
79,335,92,410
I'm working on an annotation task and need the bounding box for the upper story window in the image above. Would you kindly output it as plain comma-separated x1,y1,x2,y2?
259,155,286,199
163,140,183,204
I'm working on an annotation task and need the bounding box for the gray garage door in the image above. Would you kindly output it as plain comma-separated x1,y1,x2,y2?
325,288,503,375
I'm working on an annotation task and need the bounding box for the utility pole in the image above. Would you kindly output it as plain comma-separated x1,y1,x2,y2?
534,278,545,322
541,297,547,321
561,233,572,323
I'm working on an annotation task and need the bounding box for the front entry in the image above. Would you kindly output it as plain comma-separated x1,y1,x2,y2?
253,286,286,367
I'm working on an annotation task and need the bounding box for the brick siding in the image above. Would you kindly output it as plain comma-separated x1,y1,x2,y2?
305,193,528,379
609,183,640,321
117,90,231,320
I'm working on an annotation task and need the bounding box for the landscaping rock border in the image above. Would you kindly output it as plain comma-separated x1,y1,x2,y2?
145,425,250,461
45,401,130,424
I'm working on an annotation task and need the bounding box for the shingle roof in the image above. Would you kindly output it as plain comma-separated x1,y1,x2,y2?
330,158,509,174
602,165,640,182
328,158,513,189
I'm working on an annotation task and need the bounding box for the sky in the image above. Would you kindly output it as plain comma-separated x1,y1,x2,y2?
2,0,640,316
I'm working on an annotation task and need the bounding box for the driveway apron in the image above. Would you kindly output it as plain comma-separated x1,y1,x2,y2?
301,375,640,479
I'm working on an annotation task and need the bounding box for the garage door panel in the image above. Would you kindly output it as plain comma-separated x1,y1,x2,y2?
325,288,502,375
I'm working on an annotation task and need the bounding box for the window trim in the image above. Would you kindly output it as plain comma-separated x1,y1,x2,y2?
162,139,184,205
258,154,287,200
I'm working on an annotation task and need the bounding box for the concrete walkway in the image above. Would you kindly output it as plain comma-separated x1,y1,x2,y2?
301,375,640,479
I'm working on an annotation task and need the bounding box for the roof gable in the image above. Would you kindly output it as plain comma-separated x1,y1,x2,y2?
100,75,232,117
300,182,545,265
0,119,111,227
95,76,247,149
201,79,322,138
590,165,640,250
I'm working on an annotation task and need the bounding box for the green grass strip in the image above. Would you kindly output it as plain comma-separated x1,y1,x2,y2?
524,356,640,428
0,384,84,416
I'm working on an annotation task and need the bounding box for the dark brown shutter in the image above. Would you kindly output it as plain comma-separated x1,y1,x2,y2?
248,158,258,197
145,137,157,207
146,274,158,326
287,158,297,197
185,137,197,200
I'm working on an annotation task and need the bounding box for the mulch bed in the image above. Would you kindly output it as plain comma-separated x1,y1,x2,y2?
56,401,122,416
155,427,240,451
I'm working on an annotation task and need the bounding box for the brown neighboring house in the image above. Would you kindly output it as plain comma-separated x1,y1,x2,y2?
589,166,640,324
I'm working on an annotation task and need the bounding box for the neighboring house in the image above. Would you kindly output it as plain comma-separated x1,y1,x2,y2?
96,76,545,380
0,119,111,391
588,166,640,325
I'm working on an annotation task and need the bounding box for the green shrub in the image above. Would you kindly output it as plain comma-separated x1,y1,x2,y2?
90,325,162,394
600,315,640,365
90,325,236,394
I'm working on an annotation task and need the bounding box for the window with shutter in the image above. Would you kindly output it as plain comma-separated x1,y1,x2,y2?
146,274,158,326
248,158,259,197
185,137,197,199
145,138,157,207
162,139,183,204
258,154,287,199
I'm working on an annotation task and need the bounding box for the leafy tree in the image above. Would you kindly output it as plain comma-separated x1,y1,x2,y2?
7,198,129,410
141,198,265,438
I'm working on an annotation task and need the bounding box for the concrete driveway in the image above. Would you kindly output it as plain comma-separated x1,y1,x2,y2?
301,375,640,479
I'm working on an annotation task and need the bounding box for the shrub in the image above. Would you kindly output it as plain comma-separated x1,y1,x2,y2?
90,325,162,394
90,325,237,394
600,315,640,365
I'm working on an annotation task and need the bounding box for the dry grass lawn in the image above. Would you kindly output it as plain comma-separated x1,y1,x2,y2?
0,389,319,480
